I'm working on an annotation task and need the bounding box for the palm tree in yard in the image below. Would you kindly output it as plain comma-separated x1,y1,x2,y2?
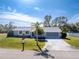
34,22,43,53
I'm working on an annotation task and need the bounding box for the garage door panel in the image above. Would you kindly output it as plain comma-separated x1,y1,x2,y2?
45,32,60,39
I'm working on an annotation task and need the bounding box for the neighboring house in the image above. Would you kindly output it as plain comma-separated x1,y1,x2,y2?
7,26,62,39
67,33,79,38
44,27,61,39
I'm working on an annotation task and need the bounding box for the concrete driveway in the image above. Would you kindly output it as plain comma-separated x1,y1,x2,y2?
43,39,79,51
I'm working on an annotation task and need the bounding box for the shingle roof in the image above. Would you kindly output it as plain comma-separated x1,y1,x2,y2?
44,27,61,32
12,27,61,32
12,27,32,31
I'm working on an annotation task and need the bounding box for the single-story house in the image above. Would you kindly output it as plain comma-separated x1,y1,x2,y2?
7,27,62,39
44,27,61,39
7,27,32,38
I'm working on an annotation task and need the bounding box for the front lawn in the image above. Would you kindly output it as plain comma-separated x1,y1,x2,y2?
65,36,79,48
0,33,45,50
0,33,7,39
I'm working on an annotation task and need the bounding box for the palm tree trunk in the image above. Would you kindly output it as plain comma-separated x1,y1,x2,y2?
36,28,43,53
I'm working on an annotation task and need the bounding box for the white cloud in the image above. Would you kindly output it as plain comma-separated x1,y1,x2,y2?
34,7,41,11
0,11,41,23
7,6,17,13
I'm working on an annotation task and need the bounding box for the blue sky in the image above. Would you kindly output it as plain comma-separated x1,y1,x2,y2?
0,0,79,26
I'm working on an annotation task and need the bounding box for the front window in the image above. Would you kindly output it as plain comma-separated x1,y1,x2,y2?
19,31,22,34
19,31,29,35
26,31,29,34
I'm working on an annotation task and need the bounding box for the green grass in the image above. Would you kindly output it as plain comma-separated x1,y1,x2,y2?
0,33,45,50
65,36,79,48
0,33,7,39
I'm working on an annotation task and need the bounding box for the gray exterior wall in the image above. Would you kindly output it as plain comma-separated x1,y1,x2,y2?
12,31,32,38
11,27,32,37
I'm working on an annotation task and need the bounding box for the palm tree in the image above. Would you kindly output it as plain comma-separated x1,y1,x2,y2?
34,22,43,53
44,15,52,27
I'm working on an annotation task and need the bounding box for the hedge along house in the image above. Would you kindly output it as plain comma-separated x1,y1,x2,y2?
44,27,62,39
8,27,32,37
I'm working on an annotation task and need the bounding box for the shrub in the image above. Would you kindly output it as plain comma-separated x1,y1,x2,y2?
61,32,67,39
37,28,44,35
7,31,14,37
33,27,44,36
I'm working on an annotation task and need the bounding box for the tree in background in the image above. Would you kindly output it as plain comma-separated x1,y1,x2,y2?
55,16,68,38
0,22,16,33
7,22,15,32
44,15,52,27
52,16,67,27
7,22,17,37
0,24,4,33
70,24,78,32
43,15,79,33
60,22,79,33
75,22,79,32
